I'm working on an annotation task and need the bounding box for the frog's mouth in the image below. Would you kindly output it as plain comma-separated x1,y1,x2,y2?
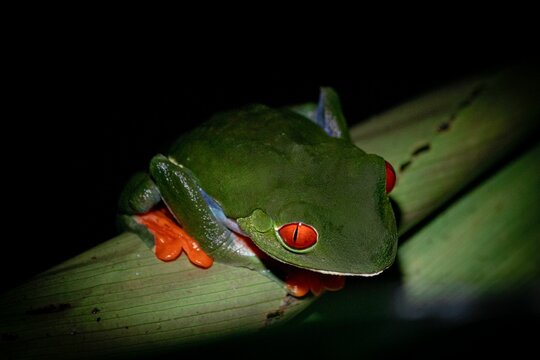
300,267,385,277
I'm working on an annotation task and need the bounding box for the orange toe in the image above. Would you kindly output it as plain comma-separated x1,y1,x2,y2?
285,269,311,297
285,268,345,297
136,209,213,268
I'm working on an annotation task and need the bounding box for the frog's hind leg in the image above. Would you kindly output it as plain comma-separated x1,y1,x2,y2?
286,87,350,140
118,172,163,248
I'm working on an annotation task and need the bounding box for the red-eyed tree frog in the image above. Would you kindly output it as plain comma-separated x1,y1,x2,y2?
118,88,398,297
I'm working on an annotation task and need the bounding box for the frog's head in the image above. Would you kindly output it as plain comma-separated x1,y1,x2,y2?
237,146,398,276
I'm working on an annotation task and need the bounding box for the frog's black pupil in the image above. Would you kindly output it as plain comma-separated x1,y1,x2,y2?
292,224,299,242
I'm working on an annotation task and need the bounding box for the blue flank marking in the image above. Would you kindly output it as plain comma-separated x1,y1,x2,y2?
316,91,339,138
200,188,245,235
316,91,327,131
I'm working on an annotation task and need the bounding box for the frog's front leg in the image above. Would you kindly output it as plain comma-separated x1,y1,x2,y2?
118,172,212,267
152,155,276,272
119,154,267,272
136,208,213,267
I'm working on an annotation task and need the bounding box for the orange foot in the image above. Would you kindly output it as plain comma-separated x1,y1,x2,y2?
135,208,213,268
285,267,345,297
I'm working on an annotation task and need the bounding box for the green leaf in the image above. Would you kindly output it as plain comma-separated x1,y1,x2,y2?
399,142,540,305
0,234,311,358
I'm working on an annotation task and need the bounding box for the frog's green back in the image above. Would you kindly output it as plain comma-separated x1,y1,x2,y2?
168,105,397,275
169,105,331,218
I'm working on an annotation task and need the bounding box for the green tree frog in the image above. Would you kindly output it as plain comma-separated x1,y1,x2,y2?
118,88,398,297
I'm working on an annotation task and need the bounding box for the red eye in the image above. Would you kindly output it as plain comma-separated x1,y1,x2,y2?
385,161,396,194
278,223,318,250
